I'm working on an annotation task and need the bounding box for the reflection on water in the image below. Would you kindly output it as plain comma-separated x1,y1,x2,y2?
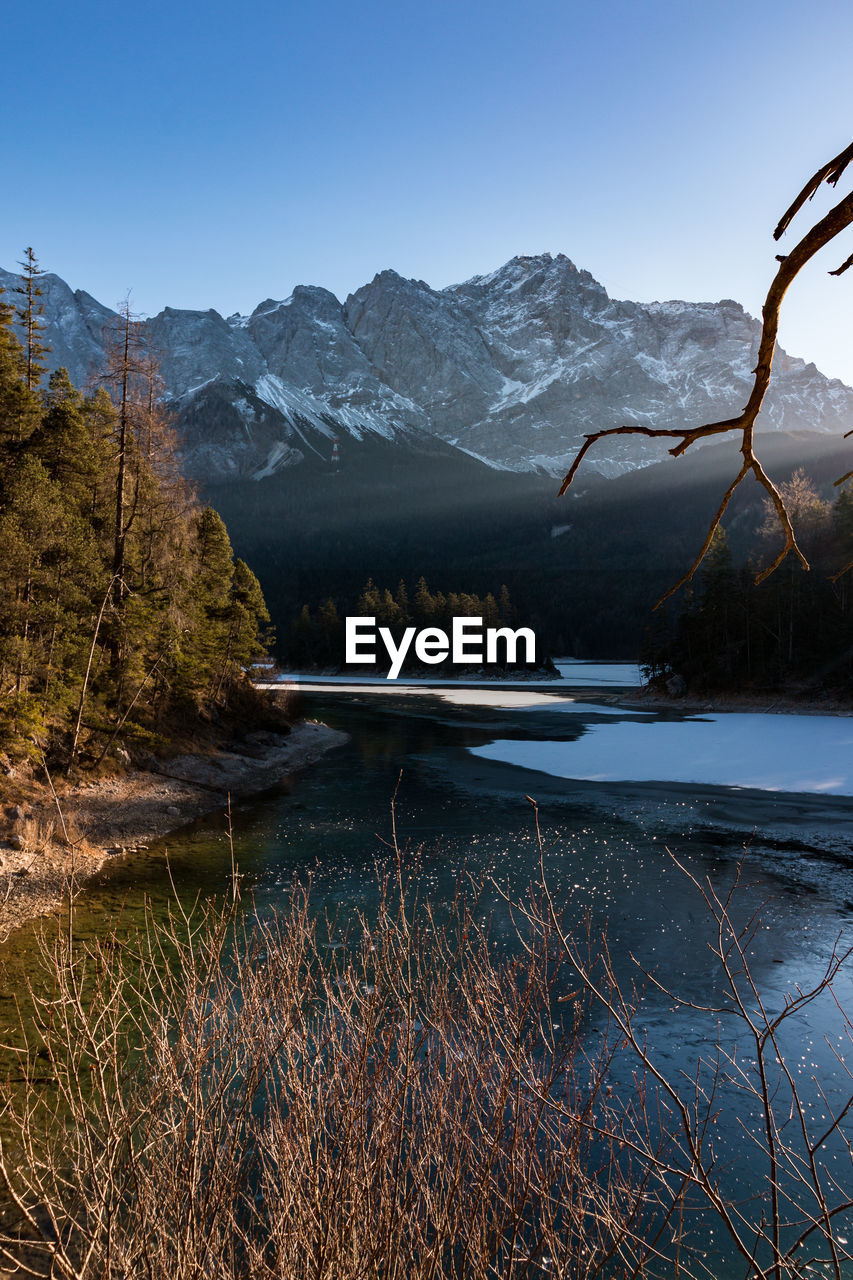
1,688,852,1274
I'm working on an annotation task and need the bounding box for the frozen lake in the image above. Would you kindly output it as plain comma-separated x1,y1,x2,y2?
472,709,853,795
271,668,853,797
268,656,643,690
5,681,850,1276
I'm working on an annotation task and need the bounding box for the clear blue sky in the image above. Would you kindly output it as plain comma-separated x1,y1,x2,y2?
4,0,853,381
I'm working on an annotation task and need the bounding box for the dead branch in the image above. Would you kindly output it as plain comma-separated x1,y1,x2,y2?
559,142,853,607
773,140,853,241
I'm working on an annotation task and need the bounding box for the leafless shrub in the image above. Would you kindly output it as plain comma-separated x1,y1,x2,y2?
1,821,850,1279
0,868,662,1279
511,801,853,1280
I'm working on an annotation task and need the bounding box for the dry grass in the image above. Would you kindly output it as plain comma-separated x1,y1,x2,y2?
0,868,670,1280
0,829,850,1279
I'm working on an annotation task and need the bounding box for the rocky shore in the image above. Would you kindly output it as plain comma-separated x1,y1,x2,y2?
0,721,348,941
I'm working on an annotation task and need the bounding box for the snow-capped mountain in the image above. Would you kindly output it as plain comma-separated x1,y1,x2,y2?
2,252,851,483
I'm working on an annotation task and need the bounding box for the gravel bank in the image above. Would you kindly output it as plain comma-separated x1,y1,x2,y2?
0,721,348,940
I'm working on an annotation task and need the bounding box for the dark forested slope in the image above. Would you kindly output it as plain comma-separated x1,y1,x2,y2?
207,429,853,667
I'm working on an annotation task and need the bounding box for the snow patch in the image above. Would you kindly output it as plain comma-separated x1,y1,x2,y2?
471,713,853,795
252,441,304,480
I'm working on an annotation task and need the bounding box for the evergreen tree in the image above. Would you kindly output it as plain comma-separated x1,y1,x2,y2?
14,247,50,391
0,315,273,764
378,588,400,629
0,288,40,448
357,578,382,616
413,577,435,625
394,579,410,623
290,606,314,667
315,598,341,667
30,369,104,509
99,302,148,613
483,592,500,629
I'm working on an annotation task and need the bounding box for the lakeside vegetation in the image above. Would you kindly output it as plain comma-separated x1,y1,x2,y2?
0,256,273,772
2,854,851,1278
643,470,853,695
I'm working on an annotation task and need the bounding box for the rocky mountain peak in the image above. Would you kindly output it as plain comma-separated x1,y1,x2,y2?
3,255,852,485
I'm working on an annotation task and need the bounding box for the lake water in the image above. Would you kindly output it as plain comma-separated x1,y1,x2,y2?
3,671,853,1274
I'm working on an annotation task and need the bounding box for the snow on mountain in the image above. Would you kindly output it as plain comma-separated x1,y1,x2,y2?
2,252,851,484
0,269,113,390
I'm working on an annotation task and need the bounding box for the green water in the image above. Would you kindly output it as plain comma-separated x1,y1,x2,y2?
2,687,852,1274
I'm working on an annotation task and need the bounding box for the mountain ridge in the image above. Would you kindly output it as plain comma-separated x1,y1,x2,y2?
2,251,851,485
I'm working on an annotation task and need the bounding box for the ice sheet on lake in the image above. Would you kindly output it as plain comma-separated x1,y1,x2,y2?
434,691,651,713
259,680,569,697
470,713,853,796
258,681,647,713
263,658,642,692
267,674,565,690
261,681,569,706
436,690,568,708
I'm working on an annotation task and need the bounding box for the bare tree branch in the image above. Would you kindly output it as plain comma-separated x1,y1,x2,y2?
559,143,853,607
773,140,853,240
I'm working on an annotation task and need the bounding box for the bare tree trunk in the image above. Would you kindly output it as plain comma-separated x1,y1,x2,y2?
113,309,131,612
90,648,167,770
14,566,32,699
42,565,64,705
68,577,117,773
